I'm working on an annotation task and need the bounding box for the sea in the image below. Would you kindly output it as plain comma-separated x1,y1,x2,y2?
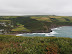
16,26,72,38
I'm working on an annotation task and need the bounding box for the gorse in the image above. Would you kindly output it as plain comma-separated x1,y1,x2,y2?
0,35,72,54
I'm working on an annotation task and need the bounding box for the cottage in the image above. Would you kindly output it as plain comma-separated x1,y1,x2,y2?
0,22,5,26
0,22,5,34
0,29,4,34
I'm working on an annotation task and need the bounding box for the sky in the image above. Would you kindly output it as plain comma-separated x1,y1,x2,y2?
0,0,72,16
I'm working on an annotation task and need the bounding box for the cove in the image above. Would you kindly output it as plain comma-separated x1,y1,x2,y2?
16,26,72,38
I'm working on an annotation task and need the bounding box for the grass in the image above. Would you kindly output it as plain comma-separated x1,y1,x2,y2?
0,35,72,54
31,17,52,22
55,18,67,22
1,16,72,33
0,20,11,22
11,25,30,32
36,17,52,22
31,16,72,22
68,17,72,22
0,16,18,19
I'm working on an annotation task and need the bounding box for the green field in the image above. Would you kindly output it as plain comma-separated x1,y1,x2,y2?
12,25,30,32
0,20,11,22
0,35,72,54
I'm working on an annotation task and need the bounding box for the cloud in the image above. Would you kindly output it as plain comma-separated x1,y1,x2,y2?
0,0,72,16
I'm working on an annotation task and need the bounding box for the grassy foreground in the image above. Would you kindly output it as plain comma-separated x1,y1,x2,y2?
0,35,72,54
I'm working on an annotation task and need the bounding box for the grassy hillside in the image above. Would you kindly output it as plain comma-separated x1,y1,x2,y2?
11,25,30,32
0,35,72,54
0,15,72,33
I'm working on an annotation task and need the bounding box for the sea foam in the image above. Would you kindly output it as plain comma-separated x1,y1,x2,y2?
16,34,23,36
51,28,60,30
16,31,58,36
45,31,58,36
16,27,60,36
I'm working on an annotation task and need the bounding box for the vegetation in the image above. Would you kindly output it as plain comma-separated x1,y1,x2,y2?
0,20,11,22
1,15,72,33
0,16,72,54
0,35,72,54
12,25,30,32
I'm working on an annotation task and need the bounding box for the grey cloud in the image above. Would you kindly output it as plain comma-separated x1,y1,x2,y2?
0,0,72,16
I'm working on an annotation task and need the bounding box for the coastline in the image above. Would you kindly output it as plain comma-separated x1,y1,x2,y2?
15,26,72,36
3,26,72,36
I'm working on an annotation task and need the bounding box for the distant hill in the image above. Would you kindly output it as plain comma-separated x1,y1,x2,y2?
0,15,72,33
